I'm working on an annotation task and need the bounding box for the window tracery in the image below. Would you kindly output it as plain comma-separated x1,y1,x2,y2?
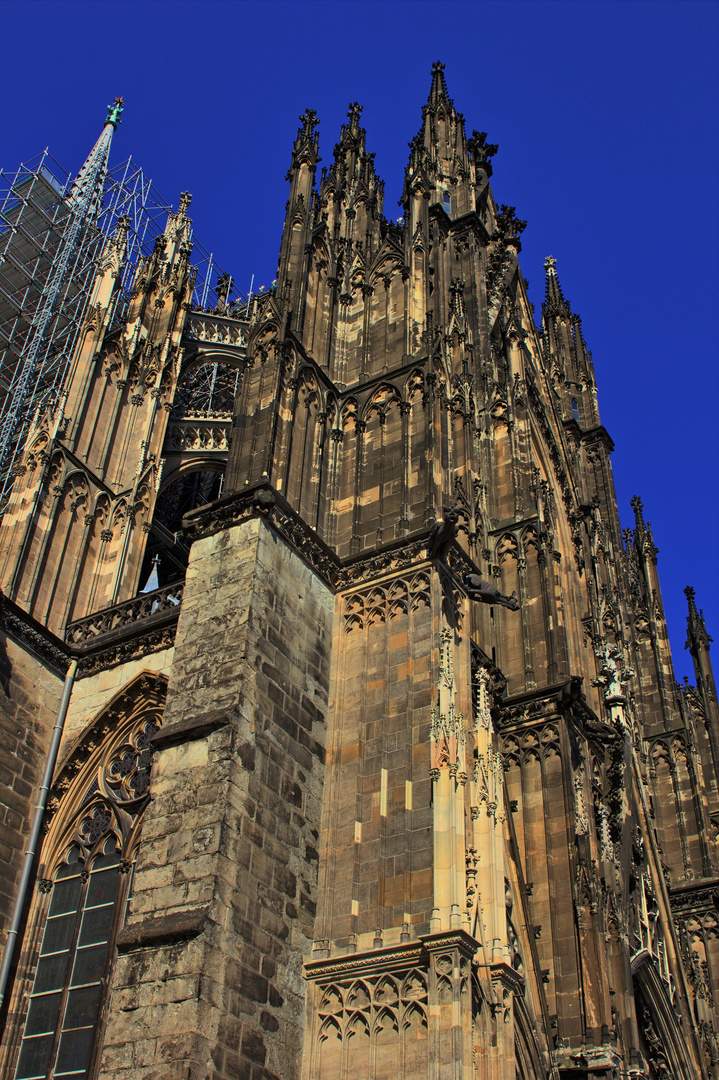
7,673,166,1080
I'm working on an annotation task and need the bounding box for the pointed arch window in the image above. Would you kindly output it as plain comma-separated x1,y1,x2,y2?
15,840,128,1080
4,673,167,1080
570,398,580,423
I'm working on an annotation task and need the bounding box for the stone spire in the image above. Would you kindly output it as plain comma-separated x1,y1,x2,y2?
686,586,712,650
543,256,569,318
65,97,123,220
290,108,320,170
277,108,322,318
541,256,599,427
403,62,474,220
685,586,719,724
416,61,468,164
427,60,453,109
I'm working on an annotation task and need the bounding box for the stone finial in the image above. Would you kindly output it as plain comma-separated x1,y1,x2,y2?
428,61,451,106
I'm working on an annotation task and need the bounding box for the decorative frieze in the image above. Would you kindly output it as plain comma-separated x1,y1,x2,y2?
343,570,430,632
185,313,248,348
164,419,230,453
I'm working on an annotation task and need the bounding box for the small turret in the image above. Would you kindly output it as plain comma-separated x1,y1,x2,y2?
543,256,569,318
318,102,384,237
685,586,718,712
630,496,658,563
276,109,320,315
541,256,598,427
403,62,472,217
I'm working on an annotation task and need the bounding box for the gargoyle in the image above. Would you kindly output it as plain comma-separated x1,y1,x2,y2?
427,507,459,561
254,488,276,511
463,572,519,611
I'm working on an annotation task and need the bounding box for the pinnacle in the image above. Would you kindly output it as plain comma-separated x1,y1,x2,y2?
298,109,319,137
468,130,498,176
335,102,368,161
347,102,363,132
685,586,713,647
289,109,320,174
428,61,452,108
630,495,645,532
543,256,569,315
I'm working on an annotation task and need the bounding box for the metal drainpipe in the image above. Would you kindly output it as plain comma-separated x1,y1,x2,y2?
0,658,77,1010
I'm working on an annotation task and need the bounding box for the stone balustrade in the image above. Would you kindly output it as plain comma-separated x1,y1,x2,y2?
164,417,230,453
185,312,248,348
65,582,183,645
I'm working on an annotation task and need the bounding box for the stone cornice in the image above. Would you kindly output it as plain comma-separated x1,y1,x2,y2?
498,676,605,733
668,877,719,913
338,355,431,400
580,424,615,453
305,941,425,981
305,930,479,982
183,479,482,597
152,711,228,750
286,332,431,402
427,205,491,246
73,617,178,678
0,593,70,674
182,481,339,586
0,590,179,681
47,440,126,501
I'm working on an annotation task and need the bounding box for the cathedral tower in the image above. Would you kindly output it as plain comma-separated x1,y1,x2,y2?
1,66,718,1080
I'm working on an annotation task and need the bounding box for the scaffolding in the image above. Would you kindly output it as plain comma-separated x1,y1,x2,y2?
0,141,239,512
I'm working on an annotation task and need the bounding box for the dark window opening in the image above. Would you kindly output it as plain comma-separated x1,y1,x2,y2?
154,469,223,533
15,839,124,1080
138,468,223,591
571,398,580,423
173,361,241,417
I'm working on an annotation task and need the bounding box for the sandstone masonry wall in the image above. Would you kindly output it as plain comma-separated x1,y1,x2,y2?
0,635,62,942
98,516,333,1080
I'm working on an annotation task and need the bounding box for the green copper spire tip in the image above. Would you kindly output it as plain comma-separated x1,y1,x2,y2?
105,97,124,129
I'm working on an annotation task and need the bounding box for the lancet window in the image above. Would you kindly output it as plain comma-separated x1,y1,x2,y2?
153,467,224,533
15,841,127,1080
6,673,167,1080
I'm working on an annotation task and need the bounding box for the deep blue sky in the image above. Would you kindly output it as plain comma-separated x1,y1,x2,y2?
2,0,717,682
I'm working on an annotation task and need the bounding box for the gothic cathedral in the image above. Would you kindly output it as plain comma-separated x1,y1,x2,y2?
1,64,718,1080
